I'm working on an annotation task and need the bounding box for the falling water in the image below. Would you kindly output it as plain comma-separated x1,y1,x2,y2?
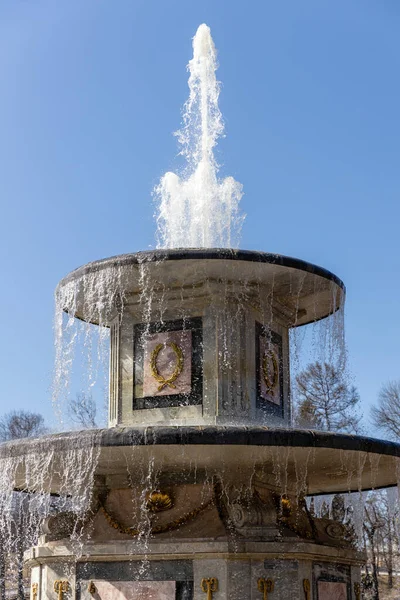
155,24,244,249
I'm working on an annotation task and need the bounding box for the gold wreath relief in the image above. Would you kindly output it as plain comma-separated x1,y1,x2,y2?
262,349,278,394
150,342,184,391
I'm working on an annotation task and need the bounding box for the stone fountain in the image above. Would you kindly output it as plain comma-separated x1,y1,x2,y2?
12,246,400,600
1,23,400,600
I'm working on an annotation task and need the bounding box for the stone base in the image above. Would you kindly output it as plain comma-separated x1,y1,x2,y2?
27,476,363,600
29,551,362,600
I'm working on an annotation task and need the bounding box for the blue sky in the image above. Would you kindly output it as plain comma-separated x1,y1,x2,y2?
0,0,399,431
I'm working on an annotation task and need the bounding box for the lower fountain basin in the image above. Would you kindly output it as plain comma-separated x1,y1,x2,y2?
2,427,399,496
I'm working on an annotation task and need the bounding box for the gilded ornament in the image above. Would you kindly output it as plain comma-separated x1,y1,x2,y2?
201,578,218,600
32,583,39,600
354,582,361,600
257,577,274,600
303,579,310,600
150,342,184,391
146,490,173,512
262,350,278,394
54,581,69,600
280,496,292,518
88,582,97,595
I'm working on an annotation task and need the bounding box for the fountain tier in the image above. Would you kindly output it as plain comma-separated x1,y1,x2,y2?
56,249,344,428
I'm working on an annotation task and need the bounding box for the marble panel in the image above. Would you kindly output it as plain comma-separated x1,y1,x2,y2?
92,581,175,600
317,581,347,600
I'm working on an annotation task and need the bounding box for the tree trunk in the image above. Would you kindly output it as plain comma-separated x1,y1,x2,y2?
365,524,380,600
387,519,394,589
370,533,380,600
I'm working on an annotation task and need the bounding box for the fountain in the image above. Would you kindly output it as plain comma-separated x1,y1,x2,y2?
1,23,400,600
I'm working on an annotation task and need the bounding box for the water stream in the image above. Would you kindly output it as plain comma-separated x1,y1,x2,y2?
155,24,244,249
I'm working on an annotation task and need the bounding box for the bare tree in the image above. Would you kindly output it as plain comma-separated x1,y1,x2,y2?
371,381,400,440
361,490,400,599
294,362,360,433
68,393,97,429
0,411,46,442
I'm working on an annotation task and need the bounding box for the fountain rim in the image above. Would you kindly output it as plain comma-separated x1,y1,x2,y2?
0,425,396,458
58,248,345,293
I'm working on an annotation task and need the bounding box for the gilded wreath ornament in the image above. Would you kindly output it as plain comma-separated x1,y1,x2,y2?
150,341,184,391
101,495,214,537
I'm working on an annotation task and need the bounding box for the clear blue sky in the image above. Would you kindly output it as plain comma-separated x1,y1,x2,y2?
0,0,399,432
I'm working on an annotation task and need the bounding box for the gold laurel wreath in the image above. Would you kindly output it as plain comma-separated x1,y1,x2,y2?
262,349,278,394
150,342,184,391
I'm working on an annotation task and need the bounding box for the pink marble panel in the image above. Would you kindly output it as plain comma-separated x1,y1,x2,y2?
142,330,192,397
318,581,347,600
259,336,280,405
92,581,175,600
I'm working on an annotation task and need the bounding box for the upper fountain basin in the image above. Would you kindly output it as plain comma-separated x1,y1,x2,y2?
56,248,345,327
